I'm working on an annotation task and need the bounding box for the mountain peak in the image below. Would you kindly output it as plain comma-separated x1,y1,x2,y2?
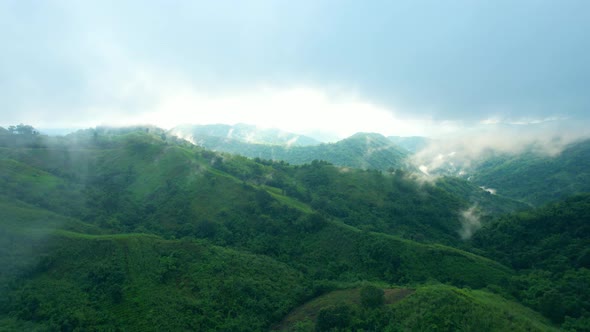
348,132,388,140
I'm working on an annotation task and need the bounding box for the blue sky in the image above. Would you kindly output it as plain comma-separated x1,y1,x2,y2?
1,0,589,140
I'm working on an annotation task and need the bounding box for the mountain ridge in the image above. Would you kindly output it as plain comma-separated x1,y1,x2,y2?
169,126,414,171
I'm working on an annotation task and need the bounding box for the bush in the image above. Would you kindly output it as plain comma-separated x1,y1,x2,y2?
360,285,384,309
316,304,352,331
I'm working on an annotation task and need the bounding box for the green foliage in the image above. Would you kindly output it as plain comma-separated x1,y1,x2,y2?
0,124,43,148
279,285,557,331
1,231,311,331
172,123,321,146
171,128,413,171
470,139,590,205
315,304,352,331
472,194,590,326
472,194,590,269
360,285,384,309
385,285,558,332
7,124,39,136
0,125,580,330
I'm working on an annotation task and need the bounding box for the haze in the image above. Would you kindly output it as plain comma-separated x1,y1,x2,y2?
1,0,589,142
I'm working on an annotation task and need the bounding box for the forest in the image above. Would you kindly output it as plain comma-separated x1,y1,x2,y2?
0,125,588,331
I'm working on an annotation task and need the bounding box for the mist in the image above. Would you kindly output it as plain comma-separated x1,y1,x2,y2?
458,206,481,240
411,121,590,176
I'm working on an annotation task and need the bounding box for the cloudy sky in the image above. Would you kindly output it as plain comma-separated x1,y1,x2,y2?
1,0,589,140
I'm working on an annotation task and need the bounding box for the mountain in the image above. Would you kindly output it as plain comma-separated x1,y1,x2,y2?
170,123,321,146
170,128,414,171
387,135,432,153
0,127,517,246
284,132,411,171
0,125,572,330
468,139,590,205
471,194,590,328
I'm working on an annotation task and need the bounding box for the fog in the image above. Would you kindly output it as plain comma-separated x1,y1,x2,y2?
458,206,481,240
411,122,590,176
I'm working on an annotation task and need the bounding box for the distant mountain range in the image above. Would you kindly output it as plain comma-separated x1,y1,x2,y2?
387,136,432,153
170,124,414,171
170,123,321,147
169,124,590,206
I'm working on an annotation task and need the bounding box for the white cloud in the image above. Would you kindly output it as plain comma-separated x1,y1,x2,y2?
459,206,481,240
411,119,590,177
76,67,461,140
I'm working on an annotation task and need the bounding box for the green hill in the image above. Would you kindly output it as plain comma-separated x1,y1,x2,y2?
0,215,310,331
469,139,590,205
471,194,590,328
170,123,320,146
169,129,413,171
0,125,568,330
276,285,557,331
0,127,519,245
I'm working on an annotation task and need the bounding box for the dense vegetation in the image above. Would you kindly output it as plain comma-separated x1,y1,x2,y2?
469,139,590,206
471,194,590,329
170,123,320,147
277,285,557,331
0,125,587,330
169,126,412,171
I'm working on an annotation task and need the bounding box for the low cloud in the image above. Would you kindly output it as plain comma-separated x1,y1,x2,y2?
411,120,590,176
459,206,481,240
479,186,497,195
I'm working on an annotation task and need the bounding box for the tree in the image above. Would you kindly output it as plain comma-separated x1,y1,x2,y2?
360,285,384,309
316,304,352,331
8,123,39,135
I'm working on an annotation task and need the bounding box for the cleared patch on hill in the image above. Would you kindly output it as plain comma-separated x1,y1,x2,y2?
273,287,414,331
274,285,558,332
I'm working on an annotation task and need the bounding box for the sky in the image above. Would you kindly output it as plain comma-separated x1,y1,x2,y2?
1,0,589,141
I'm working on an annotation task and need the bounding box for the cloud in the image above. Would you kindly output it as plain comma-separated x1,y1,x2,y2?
1,1,589,134
412,119,590,175
459,206,481,240
94,75,448,140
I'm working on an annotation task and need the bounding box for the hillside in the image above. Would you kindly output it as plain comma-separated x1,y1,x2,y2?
468,139,590,205
0,199,310,331
170,128,413,171
170,123,321,147
276,285,558,331
0,126,568,330
471,194,590,328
